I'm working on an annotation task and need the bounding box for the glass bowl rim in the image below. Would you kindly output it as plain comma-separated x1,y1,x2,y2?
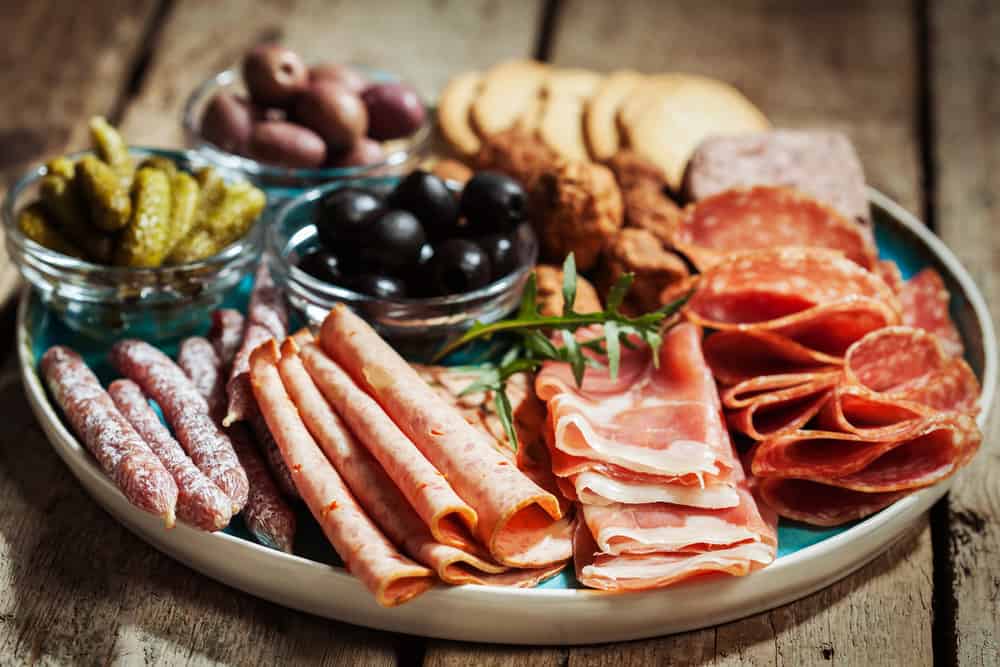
269,179,538,308
182,67,433,181
2,146,264,279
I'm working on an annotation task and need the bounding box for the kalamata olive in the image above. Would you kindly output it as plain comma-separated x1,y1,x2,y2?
460,172,527,234
351,274,407,299
297,249,342,284
478,232,517,279
242,44,308,106
328,137,385,168
248,120,326,168
309,63,368,94
429,239,492,295
359,210,426,272
361,82,426,141
316,187,385,251
388,170,458,240
294,80,368,152
201,91,254,153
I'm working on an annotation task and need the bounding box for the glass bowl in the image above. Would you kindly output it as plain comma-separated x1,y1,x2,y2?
183,67,433,203
268,178,538,361
3,148,264,342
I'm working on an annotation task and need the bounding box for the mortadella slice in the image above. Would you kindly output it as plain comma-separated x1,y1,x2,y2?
320,304,570,568
249,340,433,606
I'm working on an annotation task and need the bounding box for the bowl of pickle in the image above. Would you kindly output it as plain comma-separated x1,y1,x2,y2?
3,118,266,340
269,169,538,359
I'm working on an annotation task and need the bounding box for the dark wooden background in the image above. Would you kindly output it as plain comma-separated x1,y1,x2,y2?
0,1,996,664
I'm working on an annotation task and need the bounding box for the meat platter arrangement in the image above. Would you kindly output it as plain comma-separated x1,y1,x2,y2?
8,52,994,643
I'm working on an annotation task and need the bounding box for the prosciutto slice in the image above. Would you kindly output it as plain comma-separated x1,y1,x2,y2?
675,186,879,271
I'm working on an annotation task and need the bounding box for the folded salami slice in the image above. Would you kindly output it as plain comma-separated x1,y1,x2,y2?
249,340,433,606
723,371,840,440
877,259,905,295
277,340,565,587
816,385,931,440
756,479,907,527
675,186,878,271
320,304,570,568
702,330,841,386
899,268,964,357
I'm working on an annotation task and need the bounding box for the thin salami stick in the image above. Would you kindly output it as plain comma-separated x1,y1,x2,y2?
41,346,178,526
250,340,434,606
209,309,245,371
109,379,233,531
224,264,288,427
246,403,300,499
178,335,296,551
110,340,249,512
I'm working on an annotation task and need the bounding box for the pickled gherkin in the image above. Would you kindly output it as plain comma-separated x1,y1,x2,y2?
45,156,76,181
17,203,84,258
166,171,199,254
138,155,178,179
116,167,172,268
90,116,134,188
166,229,219,265
191,167,226,231
78,155,132,231
201,181,265,245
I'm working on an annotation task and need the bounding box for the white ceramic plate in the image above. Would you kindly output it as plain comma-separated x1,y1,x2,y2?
18,190,996,645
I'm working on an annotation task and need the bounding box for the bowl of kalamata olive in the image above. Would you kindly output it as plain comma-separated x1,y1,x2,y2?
268,169,538,359
183,44,432,201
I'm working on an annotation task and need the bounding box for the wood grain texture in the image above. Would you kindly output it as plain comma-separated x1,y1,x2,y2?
0,0,159,309
930,0,1000,664
121,0,544,146
549,1,934,664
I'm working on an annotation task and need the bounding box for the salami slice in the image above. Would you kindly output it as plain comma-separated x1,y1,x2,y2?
110,340,248,512
899,267,964,357
109,379,233,531
675,186,878,271
756,479,907,527
41,346,178,525
702,329,842,386
249,340,433,606
723,371,840,441
321,304,571,568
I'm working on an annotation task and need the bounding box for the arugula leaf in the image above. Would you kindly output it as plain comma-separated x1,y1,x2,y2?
561,253,578,316
603,320,621,381
494,390,518,453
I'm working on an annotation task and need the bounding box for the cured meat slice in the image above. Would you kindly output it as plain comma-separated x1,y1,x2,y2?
250,340,433,606
320,304,570,568
816,385,931,440
574,519,775,591
298,342,478,550
675,186,878,271
876,260,905,295
536,322,739,481
209,308,245,369
278,340,565,587
702,330,841,386
580,484,774,556
751,413,980,493
756,479,907,527
723,371,840,440
844,326,979,414
899,267,964,357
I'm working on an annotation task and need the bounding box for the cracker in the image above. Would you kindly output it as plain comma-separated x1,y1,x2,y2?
584,69,643,161
438,71,484,156
622,75,769,190
538,68,602,161
471,59,548,137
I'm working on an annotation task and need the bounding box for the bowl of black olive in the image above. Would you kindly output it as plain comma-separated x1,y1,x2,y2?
268,169,538,358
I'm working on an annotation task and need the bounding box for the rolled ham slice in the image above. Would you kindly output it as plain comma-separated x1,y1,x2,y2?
249,340,433,606
899,268,964,357
675,186,879,271
320,304,570,568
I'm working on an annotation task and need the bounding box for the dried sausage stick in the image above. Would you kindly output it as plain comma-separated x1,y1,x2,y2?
209,308,245,371
41,346,178,525
110,339,249,512
109,379,233,531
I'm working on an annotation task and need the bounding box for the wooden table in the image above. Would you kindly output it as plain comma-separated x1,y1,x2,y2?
0,1,996,664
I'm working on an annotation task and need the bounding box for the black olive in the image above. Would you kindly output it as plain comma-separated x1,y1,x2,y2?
297,249,342,284
388,170,459,240
316,187,385,252
351,274,407,299
459,172,526,234
359,209,427,273
478,232,517,279
429,239,492,295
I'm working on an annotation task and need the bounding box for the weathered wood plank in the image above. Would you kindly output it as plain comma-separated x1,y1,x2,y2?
546,1,934,663
0,0,159,308
929,1,1000,664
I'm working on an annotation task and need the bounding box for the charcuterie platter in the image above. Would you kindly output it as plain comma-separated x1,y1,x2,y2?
5,52,995,645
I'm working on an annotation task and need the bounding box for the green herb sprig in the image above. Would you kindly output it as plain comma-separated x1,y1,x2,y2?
435,254,692,450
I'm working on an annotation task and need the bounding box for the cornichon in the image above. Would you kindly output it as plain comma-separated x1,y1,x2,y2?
190,167,226,231
116,167,173,268
90,116,134,189
202,181,266,244
17,203,84,258
38,171,115,262
166,229,218,264
138,155,178,179
78,155,132,231
166,171,199,253
45,156,76,181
